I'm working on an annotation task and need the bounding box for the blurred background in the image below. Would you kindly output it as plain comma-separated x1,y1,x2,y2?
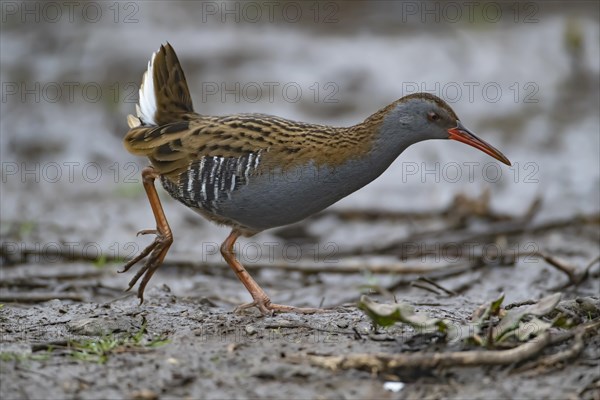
1,1,598,304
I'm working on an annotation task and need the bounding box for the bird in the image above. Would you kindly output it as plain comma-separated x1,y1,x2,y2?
120,43,511,315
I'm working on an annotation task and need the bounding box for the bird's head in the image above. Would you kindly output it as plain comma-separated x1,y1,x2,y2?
380,93,511,165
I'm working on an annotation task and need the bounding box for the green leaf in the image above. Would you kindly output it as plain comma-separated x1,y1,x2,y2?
493,293,561,342
471,293,505,325
358,295,448,333
515,317,553,341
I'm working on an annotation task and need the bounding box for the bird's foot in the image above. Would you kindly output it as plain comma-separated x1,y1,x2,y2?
233,295,324,315
118,228,173,303
220,230,325,316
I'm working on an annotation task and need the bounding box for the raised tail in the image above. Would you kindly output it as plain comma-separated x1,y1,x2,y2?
125,43,195,156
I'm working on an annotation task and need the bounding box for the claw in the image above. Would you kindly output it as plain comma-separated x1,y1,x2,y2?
137,229,158,236
233,296,324,316
120,229,172,303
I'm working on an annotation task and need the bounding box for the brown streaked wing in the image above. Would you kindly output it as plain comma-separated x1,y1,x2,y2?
126,112,380,180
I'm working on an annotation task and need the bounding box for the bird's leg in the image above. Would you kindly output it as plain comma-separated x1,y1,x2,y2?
220,230,322,315
119,166,173,303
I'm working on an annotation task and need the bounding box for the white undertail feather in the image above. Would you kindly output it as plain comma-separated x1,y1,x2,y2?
136,50,158,126
126,114,141,128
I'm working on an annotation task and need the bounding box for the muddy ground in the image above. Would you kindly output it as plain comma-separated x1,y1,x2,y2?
1,203,599,400
1,1,600,399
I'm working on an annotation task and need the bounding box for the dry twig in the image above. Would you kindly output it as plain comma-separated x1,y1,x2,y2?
0,292,84,302
292,320,599,374
415,277,457,296
513,251,600,288
290,332,553,372
512,321,599,374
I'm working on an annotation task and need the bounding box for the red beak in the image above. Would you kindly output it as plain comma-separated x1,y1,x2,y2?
448,121,511,166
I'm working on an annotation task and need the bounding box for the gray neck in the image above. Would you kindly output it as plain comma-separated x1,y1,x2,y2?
338,113,427,193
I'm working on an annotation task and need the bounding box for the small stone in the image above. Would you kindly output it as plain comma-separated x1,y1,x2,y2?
167,357,179,365
227,343,239,353
129,389,158,400
245,325,257,335
383,382,405,393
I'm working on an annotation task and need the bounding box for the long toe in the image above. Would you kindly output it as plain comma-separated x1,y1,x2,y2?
233,301,273,316
136,229,158,236
233,301,325,315
268,304,325,314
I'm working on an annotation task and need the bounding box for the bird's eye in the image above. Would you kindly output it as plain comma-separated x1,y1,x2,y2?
427,112,440,122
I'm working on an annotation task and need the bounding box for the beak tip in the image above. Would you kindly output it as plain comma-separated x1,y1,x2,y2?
448,125,511,167
498,154,512,166
490,153,512,167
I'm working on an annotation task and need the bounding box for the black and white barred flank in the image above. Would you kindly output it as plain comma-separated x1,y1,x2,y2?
161,151,262,213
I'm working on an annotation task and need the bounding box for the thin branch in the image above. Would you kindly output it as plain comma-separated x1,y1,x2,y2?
290,332,552,372
416,277,457,296
505,300,538,310
528,330,584,369
309,193,527,223
0,292,84,302
536,252,580,283
410,282,441,295
581,255,600,283
511,321,599,374
336,213,599,258
512,251,599,288
385,262,481,292
0,271,105,287
0,243,460,276
295,321,598,375
169,259,457,276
